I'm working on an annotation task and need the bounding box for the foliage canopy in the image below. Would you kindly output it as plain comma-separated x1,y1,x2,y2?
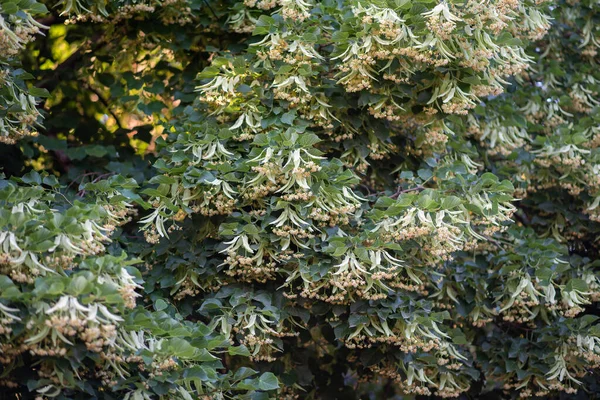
1,0,600,398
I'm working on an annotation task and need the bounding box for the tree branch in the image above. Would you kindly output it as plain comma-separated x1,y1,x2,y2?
37,32,105,95
85,84,123,130
390,185,425,199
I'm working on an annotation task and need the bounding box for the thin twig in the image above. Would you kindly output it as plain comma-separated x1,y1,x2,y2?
53,189,73,206
76,172,114,197
67,171,97,191
85,84,123,129
481,233,503,248
203,0,217,19
360,184,374,196
390,185,425,199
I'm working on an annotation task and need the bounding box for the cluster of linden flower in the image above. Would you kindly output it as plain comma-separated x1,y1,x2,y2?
142,125,370,291
496,336,600,398
139,1,575,396
292,249,412,304
64,3,155,24
0,303,20,337
228,5,258,33
195,59,263,129
0,10,46,62
528,139,600,203
466,114,531,157
244,146,364,222
64,0,195,26
0,205,111,282
0,274,142,397
328,1,547,118
87,184,139,234
219,234,303,285
141,136,365,251
272,79,311,108
246,148,322,196
244,0,311,21
501,380,578,399
232,0,312,31
105,330,219,399
0,2,49,145
343,316,461,357
210,303,301,363
171,271,208,300
368,359,471,398
210,0,554,170
23,296,123,356
140,177,237,243
411,120,453,155
0,73,43,145
462,1,600,220
249,34,334,128
495,272,570,324
219,234,281,283
0,180,157,393
483,238,600,327
370,197,515,266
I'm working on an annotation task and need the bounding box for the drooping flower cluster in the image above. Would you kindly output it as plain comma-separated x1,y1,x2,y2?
0,177,279,398
5,0,600,398
0,3,47,144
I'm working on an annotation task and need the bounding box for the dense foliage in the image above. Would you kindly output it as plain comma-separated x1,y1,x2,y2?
1,0,600,398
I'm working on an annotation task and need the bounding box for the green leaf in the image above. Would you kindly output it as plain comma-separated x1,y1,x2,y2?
155,299,168,311
228,345,251,357
28,87,50,98
257,372,279,391
417,169,433,181
280,111,296,125
69,276,89,296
